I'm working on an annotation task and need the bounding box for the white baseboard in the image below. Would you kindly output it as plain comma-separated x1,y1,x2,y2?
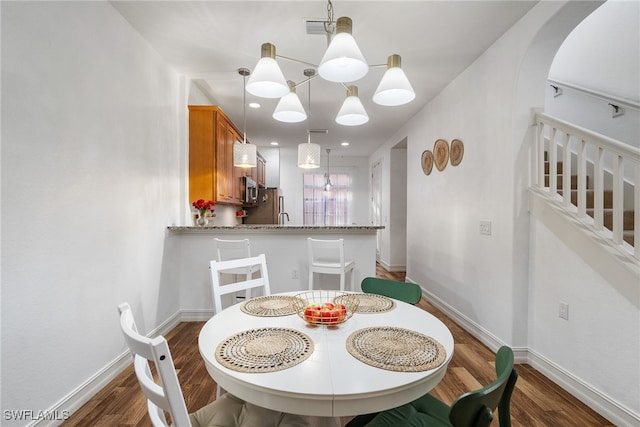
32,310,186,427
528,350,640,427
180,309,214,322
407,275,639,426
376,259,406,273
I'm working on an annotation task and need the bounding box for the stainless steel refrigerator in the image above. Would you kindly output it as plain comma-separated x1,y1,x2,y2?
244,188,289,224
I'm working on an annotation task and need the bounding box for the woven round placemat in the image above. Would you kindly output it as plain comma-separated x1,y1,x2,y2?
335,293,395,313
240,295,303,317
346,327,446,372
216,327,314,373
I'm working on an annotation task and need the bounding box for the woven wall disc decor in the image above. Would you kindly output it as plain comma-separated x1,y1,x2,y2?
347,326,446,372
450,139,464,166
216,327,314,373
241,295,303,317
421,150,434,176
433,139,449,171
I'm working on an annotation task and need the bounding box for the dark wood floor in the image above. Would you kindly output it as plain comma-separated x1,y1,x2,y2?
64,266,614,426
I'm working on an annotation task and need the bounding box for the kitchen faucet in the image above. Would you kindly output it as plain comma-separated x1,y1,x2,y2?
278,212,290,225
278,196,289,225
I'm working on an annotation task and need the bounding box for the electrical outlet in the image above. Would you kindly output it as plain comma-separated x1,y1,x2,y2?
479,221,492,235
291,269,299,279
559,302,569,320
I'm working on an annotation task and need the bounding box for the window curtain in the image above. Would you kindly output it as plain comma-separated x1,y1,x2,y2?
303,172,352,226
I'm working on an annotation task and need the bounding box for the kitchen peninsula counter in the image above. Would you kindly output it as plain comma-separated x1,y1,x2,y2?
168,225,383,232
167,225,383,315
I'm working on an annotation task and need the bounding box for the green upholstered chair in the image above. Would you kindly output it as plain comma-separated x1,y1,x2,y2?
346,346,518,427
360,277,422,305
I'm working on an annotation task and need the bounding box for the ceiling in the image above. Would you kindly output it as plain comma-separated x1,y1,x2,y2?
111,1,537,157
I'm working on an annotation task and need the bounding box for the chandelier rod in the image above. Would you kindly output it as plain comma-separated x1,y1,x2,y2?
275,54,318,68
306,69,313,144
290,73,320,90
276,54,387,70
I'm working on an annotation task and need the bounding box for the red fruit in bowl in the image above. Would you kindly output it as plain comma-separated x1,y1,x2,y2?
321,302,335,310
320,307,339,324
304,304,321,323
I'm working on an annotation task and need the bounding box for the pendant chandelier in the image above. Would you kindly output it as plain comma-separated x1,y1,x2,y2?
297,69,321,169
233,68,257,168
324,148,333,192
245,0,415,127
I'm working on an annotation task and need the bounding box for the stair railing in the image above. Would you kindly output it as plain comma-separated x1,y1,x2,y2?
533,111,640,260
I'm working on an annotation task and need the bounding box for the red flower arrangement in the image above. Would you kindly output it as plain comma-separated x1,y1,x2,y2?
192,199,216,217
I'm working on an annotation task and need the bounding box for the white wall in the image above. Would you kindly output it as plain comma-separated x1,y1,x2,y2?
371,0,639,423
1,2,182,424
548,0,640,104
545,0,640,147
387,145,407,271
528,197,640,418
544,83,640,148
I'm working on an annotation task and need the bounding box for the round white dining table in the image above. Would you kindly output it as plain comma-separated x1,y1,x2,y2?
198,291,454,418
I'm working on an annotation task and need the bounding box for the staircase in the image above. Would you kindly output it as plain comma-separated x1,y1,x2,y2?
534,112,639,260
544,153,635,246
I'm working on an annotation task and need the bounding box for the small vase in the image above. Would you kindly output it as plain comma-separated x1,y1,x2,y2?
195,213,208,227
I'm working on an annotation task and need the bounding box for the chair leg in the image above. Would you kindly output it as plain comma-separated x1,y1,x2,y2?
350,269,355,292
244,273,252,299
339,272,345,291
309,270,314,290
216,384,226,399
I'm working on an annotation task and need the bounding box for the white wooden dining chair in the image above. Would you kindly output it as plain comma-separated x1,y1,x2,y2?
307,238,355,291
117,302,308,427
209,254,271,314
213,238,260,302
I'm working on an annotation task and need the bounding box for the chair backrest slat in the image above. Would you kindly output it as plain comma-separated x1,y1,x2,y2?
209,254,271,313
214,238,251,261
117,303,191,427
361,277,422,305
308,238,346,266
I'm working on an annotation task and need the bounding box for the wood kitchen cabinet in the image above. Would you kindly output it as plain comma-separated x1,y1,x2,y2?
253,152,266,188
189,105,251,206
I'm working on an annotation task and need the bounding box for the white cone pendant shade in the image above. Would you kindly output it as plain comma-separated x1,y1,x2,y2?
318,17,368,83
246,43,289,98
233,142,257,168
373,54,415,106
273,81,307,123
298,142,321,169
336,86,369,126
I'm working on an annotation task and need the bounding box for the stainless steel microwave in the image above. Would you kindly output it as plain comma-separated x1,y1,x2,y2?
242,176,258,204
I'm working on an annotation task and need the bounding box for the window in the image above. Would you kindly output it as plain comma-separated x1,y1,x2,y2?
303,172,351,225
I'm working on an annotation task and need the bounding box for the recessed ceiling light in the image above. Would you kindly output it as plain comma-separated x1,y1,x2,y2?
270,141,279,146
249,102,261,109
341,141,350,146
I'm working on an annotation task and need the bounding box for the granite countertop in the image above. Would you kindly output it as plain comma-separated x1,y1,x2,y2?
168,224,384,232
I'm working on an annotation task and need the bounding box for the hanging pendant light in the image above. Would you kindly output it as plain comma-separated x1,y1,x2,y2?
233,68,257,168
324,148,333,192
298,69,321,169
318,17,368,83
336,85,369,126
373,54,415,106
246,43,289,98
273,80,307,123
298,133,321,169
